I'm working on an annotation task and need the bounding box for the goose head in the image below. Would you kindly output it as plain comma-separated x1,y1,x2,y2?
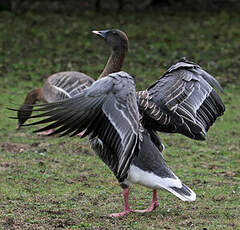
92,29,128,53
17,104,33,129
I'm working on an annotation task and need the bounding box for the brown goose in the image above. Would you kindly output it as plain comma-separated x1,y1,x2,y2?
15,71,196,217
17,29,129,131
17,72,94,131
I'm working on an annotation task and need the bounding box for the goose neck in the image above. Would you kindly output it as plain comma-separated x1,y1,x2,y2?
24,88,43,104
98,49,127,79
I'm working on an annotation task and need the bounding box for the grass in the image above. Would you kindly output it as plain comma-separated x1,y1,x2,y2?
0,7,240,229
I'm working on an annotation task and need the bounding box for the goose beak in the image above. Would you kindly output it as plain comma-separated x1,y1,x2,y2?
92,30,109,39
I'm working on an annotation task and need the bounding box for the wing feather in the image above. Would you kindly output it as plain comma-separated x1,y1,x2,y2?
138,58,225,140
12,71,141,182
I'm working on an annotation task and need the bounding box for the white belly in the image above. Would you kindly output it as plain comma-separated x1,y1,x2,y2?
123,164,182,189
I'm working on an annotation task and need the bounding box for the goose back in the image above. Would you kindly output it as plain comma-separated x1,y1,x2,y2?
43,71,94,102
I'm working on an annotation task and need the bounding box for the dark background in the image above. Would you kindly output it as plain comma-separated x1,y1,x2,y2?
1,0,240,12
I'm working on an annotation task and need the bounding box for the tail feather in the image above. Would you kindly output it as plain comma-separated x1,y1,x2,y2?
154,172,196,202
165,182,196,202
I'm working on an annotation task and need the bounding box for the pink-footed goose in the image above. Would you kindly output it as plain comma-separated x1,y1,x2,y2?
14,71,197,217
94,30,225,142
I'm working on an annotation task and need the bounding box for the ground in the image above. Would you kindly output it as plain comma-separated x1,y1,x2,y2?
0,8,239,229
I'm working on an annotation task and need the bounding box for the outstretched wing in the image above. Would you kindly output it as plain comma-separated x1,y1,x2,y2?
13,71,141,181
138,58,225,140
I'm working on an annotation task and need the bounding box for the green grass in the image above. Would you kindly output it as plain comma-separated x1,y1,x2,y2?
0,8,240,229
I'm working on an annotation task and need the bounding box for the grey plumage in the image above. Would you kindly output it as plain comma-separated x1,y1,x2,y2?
131,129,175,179
137,58,225,140
10,70,199,211
24,71,142,182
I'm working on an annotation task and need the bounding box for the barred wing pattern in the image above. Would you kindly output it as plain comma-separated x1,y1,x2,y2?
137,59,225,140
23,71,141,182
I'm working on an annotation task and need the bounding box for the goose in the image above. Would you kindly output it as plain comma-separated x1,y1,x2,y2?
17,72,94,133
17,29,129,133
91,29,225,141
13,71,197,217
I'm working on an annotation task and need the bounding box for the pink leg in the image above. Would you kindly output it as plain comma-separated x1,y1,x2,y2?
134,189,159,213
109,188,133,217
77,130,85,137
37,129,55,136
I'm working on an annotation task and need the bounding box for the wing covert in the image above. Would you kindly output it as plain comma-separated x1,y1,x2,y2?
138,58,225,140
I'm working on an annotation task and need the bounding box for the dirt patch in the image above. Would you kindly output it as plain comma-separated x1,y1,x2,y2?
0,142,31,153
1,205,77,230
56,141,94,156
69,142,94,155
